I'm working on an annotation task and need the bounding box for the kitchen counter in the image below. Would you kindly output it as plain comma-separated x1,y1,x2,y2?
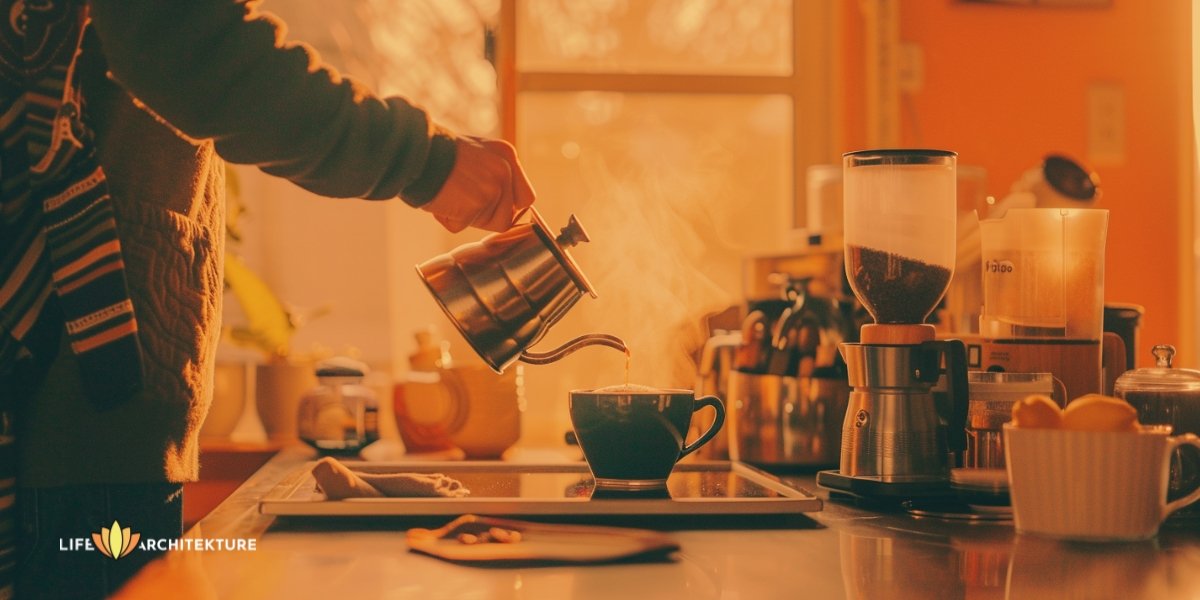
117,446,1200,599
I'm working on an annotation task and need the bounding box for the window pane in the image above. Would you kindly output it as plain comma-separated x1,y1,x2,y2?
514,92,792,436
516,0,793,75
516,91,792,296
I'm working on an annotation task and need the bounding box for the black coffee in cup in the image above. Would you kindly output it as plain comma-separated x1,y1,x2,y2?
569,385,725,491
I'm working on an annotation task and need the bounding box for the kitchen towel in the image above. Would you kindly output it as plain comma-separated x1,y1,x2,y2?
407,514,681,567
310,456,470,499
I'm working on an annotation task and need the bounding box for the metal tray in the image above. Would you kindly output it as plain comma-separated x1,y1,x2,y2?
260,460,821,518
816,469,954,499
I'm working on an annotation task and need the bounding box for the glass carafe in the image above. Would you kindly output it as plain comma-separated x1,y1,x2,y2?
843,150,957,331
978,208,1108,340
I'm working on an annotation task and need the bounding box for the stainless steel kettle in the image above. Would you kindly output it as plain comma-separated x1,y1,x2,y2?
416,208,625,373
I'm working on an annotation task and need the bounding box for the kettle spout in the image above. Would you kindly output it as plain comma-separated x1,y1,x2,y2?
519,334,627,365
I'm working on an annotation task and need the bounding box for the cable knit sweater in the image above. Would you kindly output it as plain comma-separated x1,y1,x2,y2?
17,0,456,486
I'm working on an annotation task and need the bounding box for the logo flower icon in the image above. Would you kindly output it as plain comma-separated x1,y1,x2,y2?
93,520,140,560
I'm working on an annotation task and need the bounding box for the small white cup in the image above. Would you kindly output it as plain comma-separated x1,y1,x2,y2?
1004,424,1200,541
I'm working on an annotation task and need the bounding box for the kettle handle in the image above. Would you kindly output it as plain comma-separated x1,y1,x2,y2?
918,339,970,455
519,334,628,365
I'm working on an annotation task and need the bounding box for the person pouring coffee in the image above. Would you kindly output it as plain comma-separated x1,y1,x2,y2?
0,1,534,597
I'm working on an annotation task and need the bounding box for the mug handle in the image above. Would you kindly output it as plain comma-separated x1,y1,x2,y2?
1163,433,1200,517
680,395,726,459
1050,376,1069,407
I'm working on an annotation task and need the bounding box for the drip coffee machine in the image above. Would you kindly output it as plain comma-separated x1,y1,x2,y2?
967,208,1124,399
817,149,969,495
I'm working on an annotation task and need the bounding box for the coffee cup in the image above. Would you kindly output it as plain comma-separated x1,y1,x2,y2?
1005,424,1200,541
569,386,725,491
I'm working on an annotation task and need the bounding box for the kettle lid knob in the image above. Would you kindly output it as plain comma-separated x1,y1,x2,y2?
555,214,590,247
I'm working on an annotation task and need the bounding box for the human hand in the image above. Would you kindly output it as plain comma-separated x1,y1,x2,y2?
421,136,536,233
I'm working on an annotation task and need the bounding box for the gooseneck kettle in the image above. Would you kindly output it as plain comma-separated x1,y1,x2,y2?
416,207,626,373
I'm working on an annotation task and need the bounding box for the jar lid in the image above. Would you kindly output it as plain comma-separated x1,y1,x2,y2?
968,371,1055,396
1114,345,1200,393
315,356,368,379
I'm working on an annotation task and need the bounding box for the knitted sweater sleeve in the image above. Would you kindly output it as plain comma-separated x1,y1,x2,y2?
85,0,455,206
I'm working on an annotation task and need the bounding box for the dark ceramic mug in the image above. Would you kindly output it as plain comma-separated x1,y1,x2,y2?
569,388,725,491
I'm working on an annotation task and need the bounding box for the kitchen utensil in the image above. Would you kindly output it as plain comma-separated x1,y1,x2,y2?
392,367,522,459
569,387,725,492
1115,344,1200,501
416,207,626,373
1104,302,1144,370
965,371,1059,469
820,149,970,491
985,154,1100,220
838,340,969,481
726,370,849,469
693,330,741,459
259,461,821,518
979,208,1107,340
203,363,249,439
842,149,956,339
971,208,1114,399
725,276,852,468
445,366,522,459
1005,424,1200,541
296,357,379,456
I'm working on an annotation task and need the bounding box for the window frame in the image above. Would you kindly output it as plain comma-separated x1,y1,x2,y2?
494,0,840,232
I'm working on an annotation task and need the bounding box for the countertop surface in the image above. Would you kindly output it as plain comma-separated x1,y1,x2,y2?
117,445,1200,599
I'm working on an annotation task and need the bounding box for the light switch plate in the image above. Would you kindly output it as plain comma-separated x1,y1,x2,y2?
1087,82,1125,166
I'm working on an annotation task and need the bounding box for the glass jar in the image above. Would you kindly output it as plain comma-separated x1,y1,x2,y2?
965,371,1056,469
842,149,957,325
297,357,379,456
1114,345,1200,499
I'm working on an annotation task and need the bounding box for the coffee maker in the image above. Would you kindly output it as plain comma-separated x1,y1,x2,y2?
964,208,1124,400
817,149,969,495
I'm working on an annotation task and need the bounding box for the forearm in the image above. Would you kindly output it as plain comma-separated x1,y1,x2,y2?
86,0,454,204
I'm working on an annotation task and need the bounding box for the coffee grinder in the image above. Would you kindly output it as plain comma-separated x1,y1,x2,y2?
817,149,969,495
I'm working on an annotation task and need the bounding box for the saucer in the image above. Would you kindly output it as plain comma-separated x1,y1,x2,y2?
949,468,1009,494
903,498,1013,522
950,468,1010,506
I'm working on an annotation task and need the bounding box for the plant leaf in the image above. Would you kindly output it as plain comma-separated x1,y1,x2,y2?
223,252,294,359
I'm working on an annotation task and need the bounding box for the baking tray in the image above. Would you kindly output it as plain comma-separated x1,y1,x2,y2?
259,460,821,518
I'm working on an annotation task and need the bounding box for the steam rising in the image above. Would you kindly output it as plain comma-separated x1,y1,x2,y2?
552,119,747,391
516,92,789,444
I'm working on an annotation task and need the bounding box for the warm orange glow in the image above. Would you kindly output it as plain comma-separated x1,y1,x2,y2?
841,1,1192,366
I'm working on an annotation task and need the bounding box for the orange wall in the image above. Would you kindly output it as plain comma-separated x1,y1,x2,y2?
841,1,1192,367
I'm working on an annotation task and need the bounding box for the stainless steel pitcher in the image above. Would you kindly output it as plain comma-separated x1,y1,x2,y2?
416,208,626,373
